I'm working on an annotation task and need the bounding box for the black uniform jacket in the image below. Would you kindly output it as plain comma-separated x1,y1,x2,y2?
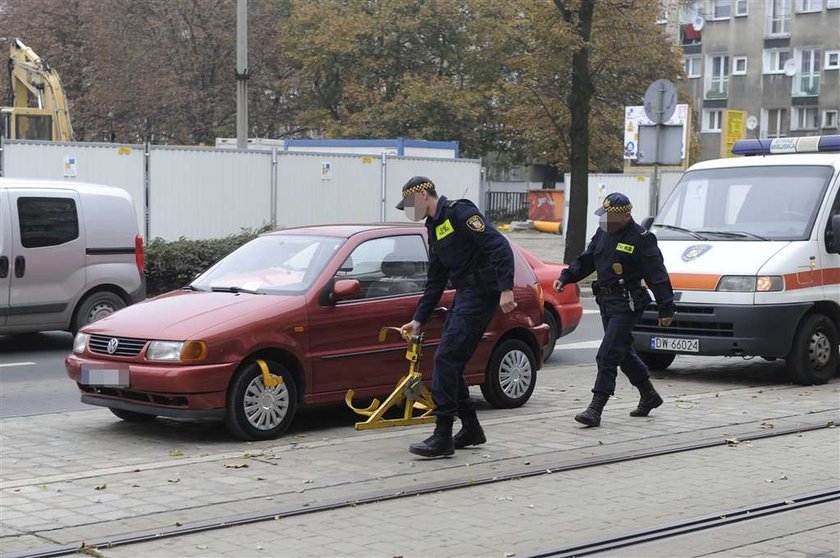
413,196,514,324
560,219,675,318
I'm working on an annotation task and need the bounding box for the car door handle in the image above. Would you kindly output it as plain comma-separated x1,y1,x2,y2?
0,256,8,278
14,255,25,278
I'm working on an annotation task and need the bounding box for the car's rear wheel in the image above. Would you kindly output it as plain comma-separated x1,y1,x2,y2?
785,314,839,385
225,360,298,440
481,339,537,408
543,309,559,362
637,351,676,371
110,408,157,422
73,291,126,334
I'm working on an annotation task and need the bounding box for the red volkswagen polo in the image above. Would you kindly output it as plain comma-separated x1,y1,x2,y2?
66,224,549,440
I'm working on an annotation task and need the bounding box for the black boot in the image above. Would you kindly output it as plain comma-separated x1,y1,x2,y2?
453,409,486,449
409,416,454,457
630,379,663,417
574,392,609,427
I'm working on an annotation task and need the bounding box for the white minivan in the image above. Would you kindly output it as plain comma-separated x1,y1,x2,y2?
0,178,145,334
633,135,840,385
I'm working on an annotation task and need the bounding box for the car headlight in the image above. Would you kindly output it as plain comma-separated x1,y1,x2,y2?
72,333,89,354
146,340,207,362
717,276,783,292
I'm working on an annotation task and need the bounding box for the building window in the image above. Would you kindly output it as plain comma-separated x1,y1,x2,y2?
824,110,839,129
796,0,823,11
763,48,792,73
793,106,819,130
792,48,821,96
733,57,748,75
702,109,723,132
826,50,840,70
735,0,749,14
766,0,792,35
684,55,702,78
761,108,788,138
706,55,729,98
712,0,731,18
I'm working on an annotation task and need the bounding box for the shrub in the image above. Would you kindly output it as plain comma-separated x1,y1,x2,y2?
144,226,272,296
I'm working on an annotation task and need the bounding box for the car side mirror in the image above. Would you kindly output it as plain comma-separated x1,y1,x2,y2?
332,279,361,302
829,214,840,254
641,216,654,231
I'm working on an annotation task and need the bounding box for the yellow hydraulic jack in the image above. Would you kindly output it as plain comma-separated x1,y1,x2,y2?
345,327,436,430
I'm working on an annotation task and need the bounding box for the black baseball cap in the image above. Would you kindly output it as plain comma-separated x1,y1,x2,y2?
594,192,633,216
395,176,436,210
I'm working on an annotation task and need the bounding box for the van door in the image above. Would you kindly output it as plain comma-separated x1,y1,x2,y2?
0,190,10,327
821,183,840,303
6,190,86,329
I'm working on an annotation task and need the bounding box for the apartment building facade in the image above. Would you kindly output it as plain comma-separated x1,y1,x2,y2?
660,0,840,160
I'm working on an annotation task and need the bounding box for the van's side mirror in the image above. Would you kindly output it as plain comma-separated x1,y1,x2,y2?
641,216,654,231
829,214,840,254
331,279,361,302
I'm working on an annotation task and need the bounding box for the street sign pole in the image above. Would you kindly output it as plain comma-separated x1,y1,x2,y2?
642,79,678,217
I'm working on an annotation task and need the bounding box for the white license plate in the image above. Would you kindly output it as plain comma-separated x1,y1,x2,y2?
81,366,129,387
650,337,699,353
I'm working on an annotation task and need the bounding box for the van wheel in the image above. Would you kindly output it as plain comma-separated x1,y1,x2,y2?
638,351,676,371
225,360,298,441
110,408,157,422
73,291,126,333
543,309,559,362
785,314,839,385
481,339,537,409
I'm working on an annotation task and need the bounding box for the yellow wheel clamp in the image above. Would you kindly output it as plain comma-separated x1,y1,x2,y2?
345,327,436,430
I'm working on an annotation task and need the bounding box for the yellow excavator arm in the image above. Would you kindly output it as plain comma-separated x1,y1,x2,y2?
2,38,73,141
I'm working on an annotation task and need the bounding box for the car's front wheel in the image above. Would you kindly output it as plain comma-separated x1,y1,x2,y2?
225,360,298,440
481,339,537,408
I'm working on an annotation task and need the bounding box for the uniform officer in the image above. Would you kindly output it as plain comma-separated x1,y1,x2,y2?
399,176,516,457
554,192,675,427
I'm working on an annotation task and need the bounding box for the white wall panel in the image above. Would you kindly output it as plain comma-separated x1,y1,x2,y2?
563,174,653,237
384,156,482,222
149,147,272,240
1,140,146,235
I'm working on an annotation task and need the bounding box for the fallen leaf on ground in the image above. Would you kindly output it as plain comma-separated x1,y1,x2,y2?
167,479,180,483
168,450,184,457
94,484,106,491
725,437,740,446
224,463,249,469
78,543,104,557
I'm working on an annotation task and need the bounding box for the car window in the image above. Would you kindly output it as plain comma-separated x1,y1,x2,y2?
337,234,429,301
17,197,79,248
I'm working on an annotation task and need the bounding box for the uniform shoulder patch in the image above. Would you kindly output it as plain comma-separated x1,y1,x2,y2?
466,214,486,232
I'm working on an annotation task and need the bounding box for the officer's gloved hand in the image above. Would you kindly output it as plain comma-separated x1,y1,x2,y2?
658,317,673,327
400,320,422,338
552,279,565,293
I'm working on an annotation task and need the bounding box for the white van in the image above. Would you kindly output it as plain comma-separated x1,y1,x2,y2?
633,135,840,385
0,178,145,334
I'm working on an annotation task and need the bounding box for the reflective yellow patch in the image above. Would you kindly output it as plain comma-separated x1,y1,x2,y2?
616,243,635,254
436,219,455,240
466,215,486,232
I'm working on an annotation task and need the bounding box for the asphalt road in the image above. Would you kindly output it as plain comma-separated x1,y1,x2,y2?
0,297,605,419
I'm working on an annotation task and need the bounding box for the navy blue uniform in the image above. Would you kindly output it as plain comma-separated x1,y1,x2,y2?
560,219,675,395
414,196,514,418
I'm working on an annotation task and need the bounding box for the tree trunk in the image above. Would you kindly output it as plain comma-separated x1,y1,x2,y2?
559,0,595,265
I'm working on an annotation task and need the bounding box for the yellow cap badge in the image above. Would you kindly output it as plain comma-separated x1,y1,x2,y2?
466,215,486,232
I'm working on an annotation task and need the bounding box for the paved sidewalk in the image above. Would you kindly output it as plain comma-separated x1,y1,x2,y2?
2,355,838,556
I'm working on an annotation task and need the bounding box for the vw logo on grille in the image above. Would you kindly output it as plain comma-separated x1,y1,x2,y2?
107,338,120,354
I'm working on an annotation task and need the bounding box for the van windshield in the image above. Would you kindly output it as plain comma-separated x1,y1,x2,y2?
655,165,835,241
191,234,344,295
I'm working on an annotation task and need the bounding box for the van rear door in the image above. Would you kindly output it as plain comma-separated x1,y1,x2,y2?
7,189,86,330
0,190,10,327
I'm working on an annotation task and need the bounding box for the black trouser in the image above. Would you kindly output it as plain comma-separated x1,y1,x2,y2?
593,299,649,395
432,287,500,418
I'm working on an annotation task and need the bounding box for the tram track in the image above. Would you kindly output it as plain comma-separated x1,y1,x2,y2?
5,417,837,558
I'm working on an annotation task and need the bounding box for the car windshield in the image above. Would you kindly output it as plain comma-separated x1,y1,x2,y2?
655,165,835,241
191,234,344,295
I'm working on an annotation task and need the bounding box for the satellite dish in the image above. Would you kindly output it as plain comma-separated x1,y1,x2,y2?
783,58,797,77
692,16,705,31
746,115,758,132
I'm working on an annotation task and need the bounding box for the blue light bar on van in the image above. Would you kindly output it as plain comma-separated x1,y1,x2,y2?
732,135,840,156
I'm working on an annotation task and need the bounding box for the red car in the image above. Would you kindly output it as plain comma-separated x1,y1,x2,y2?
515,245,583,360
66,224,550,440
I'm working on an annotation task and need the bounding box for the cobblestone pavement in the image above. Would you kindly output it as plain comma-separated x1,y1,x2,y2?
2,352,838,557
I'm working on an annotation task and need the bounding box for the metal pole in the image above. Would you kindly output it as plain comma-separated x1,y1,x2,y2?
651,83,665,217
235,0,249,150
380,152,388,222
270,147,278,227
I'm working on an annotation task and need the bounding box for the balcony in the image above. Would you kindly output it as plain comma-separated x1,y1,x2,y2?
793,76,820,97
706,80,729,100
